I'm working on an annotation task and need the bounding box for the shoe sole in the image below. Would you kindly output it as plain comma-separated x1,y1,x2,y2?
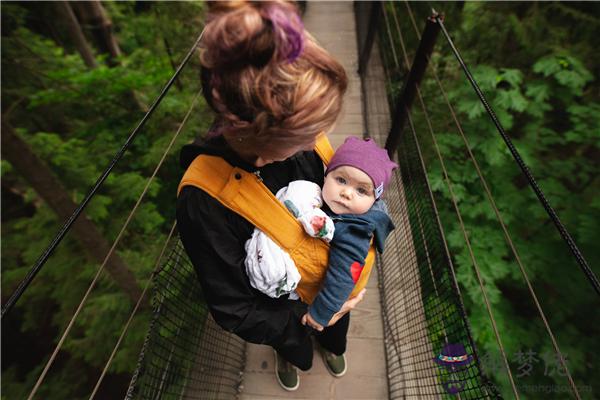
273,350,300,391
321,352,347,378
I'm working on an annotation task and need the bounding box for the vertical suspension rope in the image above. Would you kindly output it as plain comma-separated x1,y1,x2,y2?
379,5,501,398
1,29,205,319
391,7,520,398
408,85,521,400
88,221,178,400
382,4,449,349
26,90,203,400
386,7,480,395
382,7,401,70
404,4,581,398
379,13,439,399
434,15,599,298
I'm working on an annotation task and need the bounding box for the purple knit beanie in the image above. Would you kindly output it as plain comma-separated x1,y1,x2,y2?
326,137,398,199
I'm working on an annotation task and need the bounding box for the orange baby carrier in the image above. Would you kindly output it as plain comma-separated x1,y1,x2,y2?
177,135,376,304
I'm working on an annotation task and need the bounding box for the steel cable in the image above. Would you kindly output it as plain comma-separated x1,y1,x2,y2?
382,3,452,354
387,6,488,396
379,12,440,398
26,89,202,400
390,5,519,397
404,4,580,399
379,4,498,398
434,14,598,298
88,221,178,400
1,29,205,319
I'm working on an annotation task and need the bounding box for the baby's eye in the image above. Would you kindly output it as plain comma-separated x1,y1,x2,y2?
357,187,368,196
335,176,346,184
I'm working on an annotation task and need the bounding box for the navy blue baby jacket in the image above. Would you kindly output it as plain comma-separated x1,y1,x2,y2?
308,201,395,326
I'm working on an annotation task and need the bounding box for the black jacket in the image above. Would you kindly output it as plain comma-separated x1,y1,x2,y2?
176,134,324,348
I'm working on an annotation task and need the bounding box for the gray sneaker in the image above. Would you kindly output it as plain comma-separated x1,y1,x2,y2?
321,349,347,378
273,350,299,391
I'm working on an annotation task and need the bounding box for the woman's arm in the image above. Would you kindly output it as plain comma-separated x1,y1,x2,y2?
177,186,312,349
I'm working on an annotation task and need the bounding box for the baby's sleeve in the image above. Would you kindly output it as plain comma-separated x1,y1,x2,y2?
308,221,373,327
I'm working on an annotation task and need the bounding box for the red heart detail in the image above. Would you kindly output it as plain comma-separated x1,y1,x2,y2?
350,261,363,283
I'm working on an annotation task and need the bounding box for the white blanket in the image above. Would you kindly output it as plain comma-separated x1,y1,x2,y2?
244,180,334,298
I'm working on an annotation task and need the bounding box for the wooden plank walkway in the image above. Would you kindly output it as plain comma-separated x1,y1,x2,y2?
239,2,388,399
305,2,363,149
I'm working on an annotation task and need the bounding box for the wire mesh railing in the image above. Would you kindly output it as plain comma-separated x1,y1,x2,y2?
8,2,595,399
126,237,245,400
357,2,501,398
358,1,597,398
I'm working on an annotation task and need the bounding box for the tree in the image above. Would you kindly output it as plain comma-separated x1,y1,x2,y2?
2,120,143,303
72,1,122,66
382,2,600,397
51,2,97,69
1,2,207,398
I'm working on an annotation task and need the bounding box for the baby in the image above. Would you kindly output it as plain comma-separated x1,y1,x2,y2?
244,136,397,328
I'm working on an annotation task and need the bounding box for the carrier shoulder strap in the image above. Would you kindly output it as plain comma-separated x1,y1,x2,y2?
313,133,334,166
177,134,334,252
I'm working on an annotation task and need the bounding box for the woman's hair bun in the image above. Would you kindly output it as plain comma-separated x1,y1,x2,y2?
201,1,304,70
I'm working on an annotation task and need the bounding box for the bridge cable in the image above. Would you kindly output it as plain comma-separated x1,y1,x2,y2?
383,6,496,397
1,28,205,319
384,7,497,396
383,4,452,363
405,3,580,398
26,89,202,400
89,221,178,400
434,13,599,297
378,12,442,396
390,5,520,397
383,1,450,343
385,5,489,395
393,7,506,397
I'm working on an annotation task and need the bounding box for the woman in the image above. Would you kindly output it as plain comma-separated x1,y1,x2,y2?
176,1,365,391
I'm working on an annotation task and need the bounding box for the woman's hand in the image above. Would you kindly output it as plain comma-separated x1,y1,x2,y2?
301,289,367,331
302,312,324,331
326,288,366,327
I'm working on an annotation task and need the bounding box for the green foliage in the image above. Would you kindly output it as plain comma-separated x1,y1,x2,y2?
2,2,210,398
386,2,600,398
533,54,593,95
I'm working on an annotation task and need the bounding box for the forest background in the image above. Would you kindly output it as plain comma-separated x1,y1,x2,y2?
1,1,598,399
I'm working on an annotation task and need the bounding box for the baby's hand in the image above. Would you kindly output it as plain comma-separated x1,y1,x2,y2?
301,313,324,332
298,209,335,242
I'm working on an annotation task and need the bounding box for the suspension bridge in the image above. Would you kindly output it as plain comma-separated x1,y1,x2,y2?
3,2,597,399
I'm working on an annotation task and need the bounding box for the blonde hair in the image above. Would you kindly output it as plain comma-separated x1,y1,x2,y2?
200,1,348,157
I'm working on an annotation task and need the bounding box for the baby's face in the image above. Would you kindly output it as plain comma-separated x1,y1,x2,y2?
322,166,376,215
